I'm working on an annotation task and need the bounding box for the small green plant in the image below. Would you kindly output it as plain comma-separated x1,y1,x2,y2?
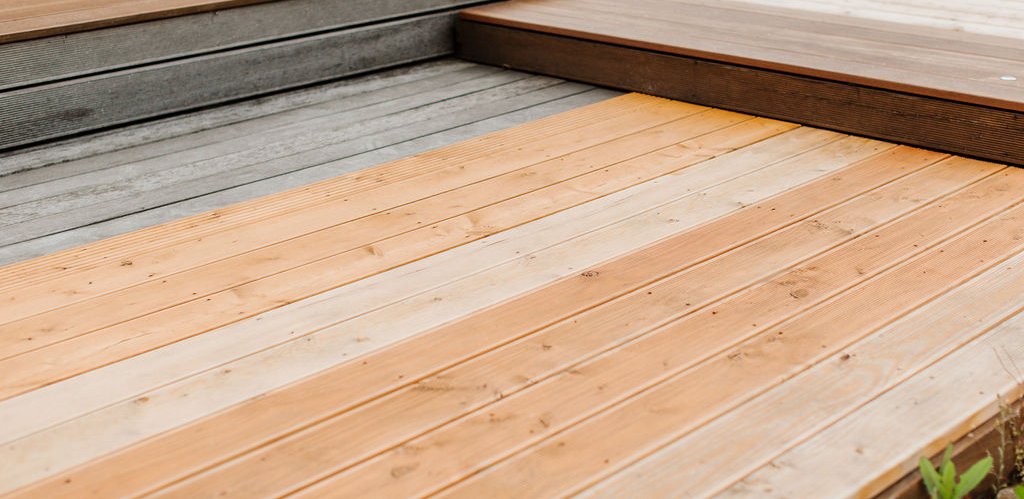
1014,484,1024,498
919,444,992,499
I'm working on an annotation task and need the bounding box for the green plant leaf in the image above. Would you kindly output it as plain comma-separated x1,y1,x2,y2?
942,443,954,465
940,458,956,498
952,456,991,499
1014,484,1024,499
920,457,941,498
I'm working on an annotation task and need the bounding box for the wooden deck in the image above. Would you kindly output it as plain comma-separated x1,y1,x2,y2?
457,0,1024,166
2,93,1023,497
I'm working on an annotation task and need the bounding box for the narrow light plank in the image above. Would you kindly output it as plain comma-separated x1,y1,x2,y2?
0,127,874,493
720,306,1024,498
284,158,1008,498
9,132,910,498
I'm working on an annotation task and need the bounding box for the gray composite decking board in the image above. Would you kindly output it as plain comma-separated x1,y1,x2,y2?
0,12,457,151
0,59,480,180
0,0,489,91
0,72,555,230
0,59,618,263
0,65,520,211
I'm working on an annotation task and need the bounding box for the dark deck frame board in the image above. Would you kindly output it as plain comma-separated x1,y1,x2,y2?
456,20,1024,167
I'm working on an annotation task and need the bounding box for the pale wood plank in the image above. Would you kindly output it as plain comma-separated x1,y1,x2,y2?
718,307,1024,498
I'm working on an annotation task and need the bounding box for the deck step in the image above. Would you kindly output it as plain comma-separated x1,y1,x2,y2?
456,0,1024,166
0,0,490,151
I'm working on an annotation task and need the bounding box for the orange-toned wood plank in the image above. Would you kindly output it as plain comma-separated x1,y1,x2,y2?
7,142,942,498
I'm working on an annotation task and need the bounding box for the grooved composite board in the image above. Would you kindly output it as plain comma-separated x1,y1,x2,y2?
0,94,1021,497
456,0,1024,166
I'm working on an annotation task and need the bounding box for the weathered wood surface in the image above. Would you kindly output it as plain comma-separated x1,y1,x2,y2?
0,59,618,265
2,93,1023,497
456,0,1024,166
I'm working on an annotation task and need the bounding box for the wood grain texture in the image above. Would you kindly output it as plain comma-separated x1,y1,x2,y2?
456,6,1024,166
4,94,1024,497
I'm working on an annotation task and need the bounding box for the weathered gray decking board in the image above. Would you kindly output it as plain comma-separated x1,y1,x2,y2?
0,0,487,90
0,60,619,265
0,12,459,150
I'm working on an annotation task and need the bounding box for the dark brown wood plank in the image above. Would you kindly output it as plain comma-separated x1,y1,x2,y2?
456,20,1024,166
461,0,1024,113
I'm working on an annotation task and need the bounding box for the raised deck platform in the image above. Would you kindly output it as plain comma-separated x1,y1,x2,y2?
457,0,1024,166
2,93,1023,497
